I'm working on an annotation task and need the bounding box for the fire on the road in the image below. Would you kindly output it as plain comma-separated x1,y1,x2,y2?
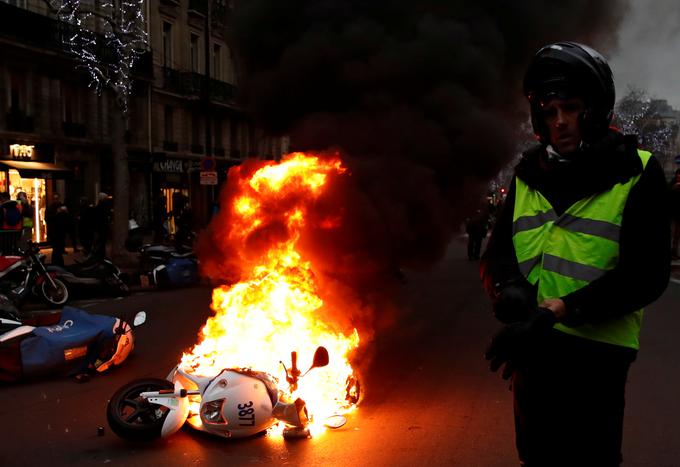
180,152,361,432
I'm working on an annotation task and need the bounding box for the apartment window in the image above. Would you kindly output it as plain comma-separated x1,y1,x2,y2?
190,33,200,73
164,106,174,141
212,44,221,80
8,71,26,113
213,117,222,149
162,21,173,68
62,82,80,123
191,112,201,145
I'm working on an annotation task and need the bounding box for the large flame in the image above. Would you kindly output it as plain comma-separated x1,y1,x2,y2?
181,152,360,428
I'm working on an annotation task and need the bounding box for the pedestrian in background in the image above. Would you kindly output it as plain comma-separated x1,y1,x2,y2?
16,191,33,250
152,195,168,243
0,191,23,254
481,42,670,466
465,206,488,261
90,192,112,259
670,168,680,259
77,197,95,256
45,192,68,266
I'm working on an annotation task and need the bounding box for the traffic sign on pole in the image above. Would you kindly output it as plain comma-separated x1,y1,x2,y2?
200,171,218,185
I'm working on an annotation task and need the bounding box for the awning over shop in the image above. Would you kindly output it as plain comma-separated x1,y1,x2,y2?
0,160,71,179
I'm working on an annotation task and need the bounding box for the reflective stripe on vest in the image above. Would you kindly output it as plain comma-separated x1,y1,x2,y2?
511,149,651,349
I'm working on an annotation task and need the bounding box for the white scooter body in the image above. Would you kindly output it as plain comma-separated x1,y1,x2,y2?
142,365,287,439
110,346,348,442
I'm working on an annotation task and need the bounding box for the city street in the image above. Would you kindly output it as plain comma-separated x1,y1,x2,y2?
0,238,679,466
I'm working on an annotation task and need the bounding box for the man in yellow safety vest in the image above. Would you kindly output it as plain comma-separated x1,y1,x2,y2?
481,42,670,466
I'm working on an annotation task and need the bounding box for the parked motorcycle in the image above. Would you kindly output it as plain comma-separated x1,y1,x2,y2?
0,241,69,308
0,306,146,382
138,243,198,288
107,346,356,441
46,257,130,298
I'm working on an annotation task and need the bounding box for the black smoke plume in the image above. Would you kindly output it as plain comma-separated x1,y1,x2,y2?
198,0,630,332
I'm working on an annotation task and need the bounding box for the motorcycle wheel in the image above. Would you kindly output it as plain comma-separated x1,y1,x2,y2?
106,378,174,441
40,278,69,307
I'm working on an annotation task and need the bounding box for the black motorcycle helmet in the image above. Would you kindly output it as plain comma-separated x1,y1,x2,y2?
523,41,615,146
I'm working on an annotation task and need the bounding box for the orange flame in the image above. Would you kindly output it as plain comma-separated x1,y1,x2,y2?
181,152,360,427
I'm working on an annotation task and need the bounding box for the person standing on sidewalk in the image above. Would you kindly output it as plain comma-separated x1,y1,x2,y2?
16,191,33,250
481,42,670,466
45,192,68,266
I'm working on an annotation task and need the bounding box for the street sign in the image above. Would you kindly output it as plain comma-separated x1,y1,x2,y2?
200,171,218,185
200,156,216,172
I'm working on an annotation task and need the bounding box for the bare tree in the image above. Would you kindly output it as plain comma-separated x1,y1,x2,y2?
614,86,678,171
44,0,148,259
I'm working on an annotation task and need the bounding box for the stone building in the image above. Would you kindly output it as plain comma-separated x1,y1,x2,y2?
0,0,287,241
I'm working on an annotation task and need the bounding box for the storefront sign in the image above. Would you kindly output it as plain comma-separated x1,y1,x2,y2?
9,144,34,160
200,171,218,185
153,158,184,173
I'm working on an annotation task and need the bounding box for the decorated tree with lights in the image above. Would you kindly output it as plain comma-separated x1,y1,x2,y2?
44,0,148,258
614,86,678,171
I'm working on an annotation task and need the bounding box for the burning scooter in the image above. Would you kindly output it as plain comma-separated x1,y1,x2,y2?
106,346,360,440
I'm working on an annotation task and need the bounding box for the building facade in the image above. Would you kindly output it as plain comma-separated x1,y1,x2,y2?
0,0,287,241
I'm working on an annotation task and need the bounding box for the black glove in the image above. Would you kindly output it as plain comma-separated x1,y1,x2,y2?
492,282,537,324
484,307,557,379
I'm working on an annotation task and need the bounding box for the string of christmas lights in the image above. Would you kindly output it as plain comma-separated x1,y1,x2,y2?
48,0,148,114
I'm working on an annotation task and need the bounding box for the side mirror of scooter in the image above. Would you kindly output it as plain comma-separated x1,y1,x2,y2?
301,346,329,378
310,346,329,370
133,311,147,327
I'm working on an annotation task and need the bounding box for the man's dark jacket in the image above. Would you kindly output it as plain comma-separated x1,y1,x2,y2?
480,130,670,332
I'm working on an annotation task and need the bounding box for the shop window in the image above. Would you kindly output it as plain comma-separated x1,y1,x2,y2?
161,187,189,235
4,170,47,243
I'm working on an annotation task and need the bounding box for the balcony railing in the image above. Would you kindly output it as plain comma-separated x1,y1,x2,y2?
210,79,235,103
160,67,235,104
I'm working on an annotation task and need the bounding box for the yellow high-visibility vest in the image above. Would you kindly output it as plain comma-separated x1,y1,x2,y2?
512,149,651,349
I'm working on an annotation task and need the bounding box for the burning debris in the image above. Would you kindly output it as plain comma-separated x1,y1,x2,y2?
184,153,360,426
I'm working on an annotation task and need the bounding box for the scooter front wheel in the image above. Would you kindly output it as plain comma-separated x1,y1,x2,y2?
107,378,174,441
40,278,69,307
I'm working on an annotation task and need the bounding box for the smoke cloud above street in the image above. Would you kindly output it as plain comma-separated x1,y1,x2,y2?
198,0,630,331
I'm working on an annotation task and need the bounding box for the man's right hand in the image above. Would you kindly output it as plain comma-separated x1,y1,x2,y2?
492,283,536,323
484,307,557,379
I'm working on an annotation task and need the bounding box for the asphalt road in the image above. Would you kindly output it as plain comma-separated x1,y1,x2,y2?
0,238,678,466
